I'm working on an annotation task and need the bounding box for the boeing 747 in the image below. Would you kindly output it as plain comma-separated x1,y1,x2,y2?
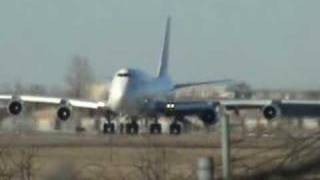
1,17,320,135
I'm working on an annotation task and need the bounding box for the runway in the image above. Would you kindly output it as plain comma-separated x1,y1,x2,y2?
0,132,286,149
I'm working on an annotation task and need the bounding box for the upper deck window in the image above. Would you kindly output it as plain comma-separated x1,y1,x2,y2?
117,73,131,77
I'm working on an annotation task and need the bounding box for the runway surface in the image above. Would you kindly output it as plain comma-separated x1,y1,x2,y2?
0,131,286,149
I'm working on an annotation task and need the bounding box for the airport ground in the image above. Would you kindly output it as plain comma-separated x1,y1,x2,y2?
1,124,320,180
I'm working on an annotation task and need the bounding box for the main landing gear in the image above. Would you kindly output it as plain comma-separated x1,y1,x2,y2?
103,121,115,134
169,116,182,135
149,116,182,135
169,121,181,135
150,117,162,134
102,114,183,135
126,117,139,135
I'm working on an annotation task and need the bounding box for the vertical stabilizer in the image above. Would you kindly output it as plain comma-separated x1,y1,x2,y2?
157,16,171,78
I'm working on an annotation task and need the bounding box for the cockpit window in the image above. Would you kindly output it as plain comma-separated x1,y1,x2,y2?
117,73,131,77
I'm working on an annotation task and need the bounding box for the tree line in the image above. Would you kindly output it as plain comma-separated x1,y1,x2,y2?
0,55,96,99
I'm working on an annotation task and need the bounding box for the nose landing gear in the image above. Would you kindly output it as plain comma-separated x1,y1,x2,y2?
102,111,116,134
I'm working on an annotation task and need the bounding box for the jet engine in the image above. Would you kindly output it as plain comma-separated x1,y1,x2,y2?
7,99,24,115
199,110,217,125
57,100,72,121
262,104,281,120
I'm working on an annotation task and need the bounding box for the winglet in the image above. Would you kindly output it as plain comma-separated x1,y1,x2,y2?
157,16,171,78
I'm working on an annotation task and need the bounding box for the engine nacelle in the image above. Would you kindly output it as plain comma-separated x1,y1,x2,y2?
57,100,72,121
262,104,281,120
199,110,217,125
7,99,23,116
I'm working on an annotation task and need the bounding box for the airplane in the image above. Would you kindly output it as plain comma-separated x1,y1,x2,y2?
1,16,320,135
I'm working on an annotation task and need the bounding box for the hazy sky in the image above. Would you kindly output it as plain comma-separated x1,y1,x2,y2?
0,0,320,89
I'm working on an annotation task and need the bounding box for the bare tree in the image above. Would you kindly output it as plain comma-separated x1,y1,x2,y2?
13,81,24,95
0,83,13,94
65,56,95,99
0,146,39,180
27,84,47,95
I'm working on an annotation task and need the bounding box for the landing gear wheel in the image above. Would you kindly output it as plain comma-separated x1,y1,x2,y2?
150,123,162,134
170,123,181,135
103,123,115,134
119,123,125,134
126,122,139,135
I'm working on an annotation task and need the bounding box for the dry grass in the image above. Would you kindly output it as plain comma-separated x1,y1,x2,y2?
0,146,38,180
0,128,319,179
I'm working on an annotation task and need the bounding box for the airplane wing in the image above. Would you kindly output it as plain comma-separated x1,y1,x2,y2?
0,94,107,120
174,79,234,89
152,99,320,125
221,99,320,120
0,95,106,109
221,99,273,109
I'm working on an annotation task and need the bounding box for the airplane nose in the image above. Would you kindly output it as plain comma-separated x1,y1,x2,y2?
118,81,129,100
116,81,129,99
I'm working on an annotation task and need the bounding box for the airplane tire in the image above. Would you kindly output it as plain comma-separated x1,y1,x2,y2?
132,122,139,134
126,123,139,135
125,124,131,134
170,123,181,135
120,123,125,134
103,123,115,134
150,123,162,134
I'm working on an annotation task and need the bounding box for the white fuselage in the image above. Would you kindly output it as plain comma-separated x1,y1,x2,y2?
107,68,173,116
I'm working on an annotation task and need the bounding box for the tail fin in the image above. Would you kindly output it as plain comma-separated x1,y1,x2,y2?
157,16,171,78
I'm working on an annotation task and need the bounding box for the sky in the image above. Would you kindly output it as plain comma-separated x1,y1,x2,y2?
0,0,320,90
